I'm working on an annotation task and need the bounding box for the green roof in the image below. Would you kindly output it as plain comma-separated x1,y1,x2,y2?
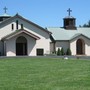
47,27,90,40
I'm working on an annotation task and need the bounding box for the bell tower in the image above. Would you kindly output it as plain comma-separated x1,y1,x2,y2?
63,8,77,30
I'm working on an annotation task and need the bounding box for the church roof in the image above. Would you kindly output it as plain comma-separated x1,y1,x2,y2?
0,14,51,34
47,27,90,40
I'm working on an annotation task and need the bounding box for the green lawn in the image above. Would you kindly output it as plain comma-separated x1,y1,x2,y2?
0,57,90,90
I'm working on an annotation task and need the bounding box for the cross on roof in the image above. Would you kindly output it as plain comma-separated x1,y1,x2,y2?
3,7,8,13
67,8,72,16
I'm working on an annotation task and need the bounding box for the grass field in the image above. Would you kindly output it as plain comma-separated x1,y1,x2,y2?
0,57,90,90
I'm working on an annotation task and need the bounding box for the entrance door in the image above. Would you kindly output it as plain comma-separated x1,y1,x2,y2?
16,36,27,56
76,39,85,55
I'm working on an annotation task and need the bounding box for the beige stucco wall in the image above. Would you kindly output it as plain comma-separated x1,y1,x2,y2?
70,40,76,55
70,36,90,56
83,38,90,55
6,38,16,56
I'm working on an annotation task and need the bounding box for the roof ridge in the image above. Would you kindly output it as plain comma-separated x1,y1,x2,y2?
47,27,61,28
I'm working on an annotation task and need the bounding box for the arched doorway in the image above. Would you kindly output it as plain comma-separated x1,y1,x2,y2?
16,36,27,55
76,39,85,55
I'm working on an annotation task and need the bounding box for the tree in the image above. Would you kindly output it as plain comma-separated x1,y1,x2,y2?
61,47,64,55
83,20,90,27
66,48,72,55
88,20,90,27
57,48,61,56
83,24,88,27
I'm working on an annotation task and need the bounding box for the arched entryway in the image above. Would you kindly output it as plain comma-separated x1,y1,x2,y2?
16,36,27,56
76,39,85,55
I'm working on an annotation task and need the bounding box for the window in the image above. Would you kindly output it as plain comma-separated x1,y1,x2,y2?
11,24,14,30
21,24,23,29
36,49,44,56
16,20,18,29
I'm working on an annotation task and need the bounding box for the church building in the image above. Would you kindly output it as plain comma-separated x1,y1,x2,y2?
48,8,90,56
0,7,90,56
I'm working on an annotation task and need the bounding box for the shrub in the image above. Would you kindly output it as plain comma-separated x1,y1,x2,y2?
57,48,61,56
52,51,56,55
61,47,64,55
66,48,72,55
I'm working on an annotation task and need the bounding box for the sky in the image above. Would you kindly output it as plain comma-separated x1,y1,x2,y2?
0,0,90,28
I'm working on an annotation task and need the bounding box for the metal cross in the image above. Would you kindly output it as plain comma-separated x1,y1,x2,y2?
3,7,8,13
67,8,72,16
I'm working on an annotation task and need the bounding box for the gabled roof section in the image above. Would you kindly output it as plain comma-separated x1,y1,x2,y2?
0,13,51,34
47,27,90,40
1,29,40,41
70,33,90,40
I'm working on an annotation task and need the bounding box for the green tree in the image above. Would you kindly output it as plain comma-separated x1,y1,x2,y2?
66,48,72,55
83,20,90,27
61,48,64,55
83,24,88,27
57,48,61,56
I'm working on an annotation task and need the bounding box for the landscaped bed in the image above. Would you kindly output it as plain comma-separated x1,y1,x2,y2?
0,57,90,90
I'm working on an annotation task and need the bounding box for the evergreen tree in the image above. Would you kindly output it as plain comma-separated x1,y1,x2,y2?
88,20,90,27
66,48,72,55
83,20,90,27
57,48,61,56
61,47,64,55
83,24,88,27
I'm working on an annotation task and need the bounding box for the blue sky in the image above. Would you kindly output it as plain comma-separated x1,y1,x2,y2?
0,0,90,27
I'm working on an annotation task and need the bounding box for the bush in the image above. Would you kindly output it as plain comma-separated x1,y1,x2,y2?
52,51,57,54
57,48,61,56
61,48,64,55
66,48,72,55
